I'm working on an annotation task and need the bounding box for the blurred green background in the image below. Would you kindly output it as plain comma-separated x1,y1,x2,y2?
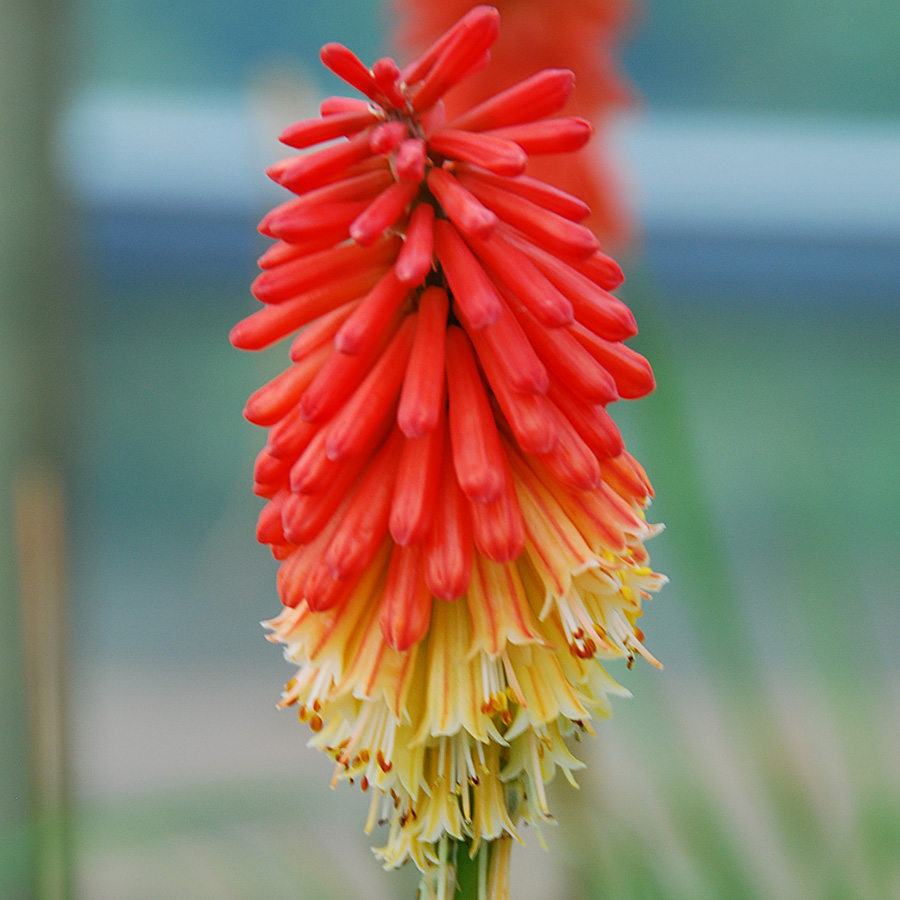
2,0,899,898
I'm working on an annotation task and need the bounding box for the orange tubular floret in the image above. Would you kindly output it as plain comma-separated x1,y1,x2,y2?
514,305,618,405
290,403,396,496
324,428,404,581
243,343,333,427
289,300,361,362
302,558,362,612
371,57,406,108
424,428,473,600
427,130,526,176
539,403,602,490
369,120,409,155
395,138,427,182
409,6,500,112
276,503,350,607
253,236,399,305
299,317,396,423
281,454,366,544
427,168,497,240
400,5,486,84
278,109,379,149
325,315,417,461
468,453,526,563
463,177,599,259
466,232,573,328
395,202,435,287
264,199,371,244
488,118,594,155
256,490,287,544
390,399,445,546
289,426,337,495
571,250,626,291
253,450,291,498
231,265,381,350
470,295,548,395
455,165,590,222
469,327,559,455
319,96,373,116
501,229,636,340
266,407,319,460
604,450,654,502
350,180,420,246
319,42,384,102
397,286,448,438
570,323,656,399
268,131,375,195
432,220,502,329
258,170,394,237
448,67,576,131
445,325,507,504
520,453,630,552
258,239,328,270
547,382,625,459
379,543,433,652
334,270,410,356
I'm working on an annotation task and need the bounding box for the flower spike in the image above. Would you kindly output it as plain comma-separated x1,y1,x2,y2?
232,7,664,898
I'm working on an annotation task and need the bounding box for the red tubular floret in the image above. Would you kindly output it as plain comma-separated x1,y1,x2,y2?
455,164,590,222
409,6,500,111
397,286,448,438
279,109,379,149
448,68,576,131
379,543,433,652
334,269,410,356
350,180,419,247
432,220,503,329
427,168,497,240
243,343,333,427
428,129,527,176
323,428,403,582
325,315,417,461
395,203,435,287
445,325,507,504
424,427,474,600
487,117,594,155
463,176,598,259
252,235,399,305
230,267,385,351
319,42,384,102
390,400,445,546
570,322,656,399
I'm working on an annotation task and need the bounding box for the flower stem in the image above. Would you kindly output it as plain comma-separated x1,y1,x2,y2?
453,839,482,900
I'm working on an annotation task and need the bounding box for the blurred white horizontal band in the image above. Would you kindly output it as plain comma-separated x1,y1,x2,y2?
613,111,900,241
58,88,900,293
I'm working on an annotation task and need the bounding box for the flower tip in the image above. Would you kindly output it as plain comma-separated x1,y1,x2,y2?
229,321,254,351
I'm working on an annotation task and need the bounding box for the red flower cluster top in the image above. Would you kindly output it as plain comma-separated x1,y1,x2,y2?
231,4,654,655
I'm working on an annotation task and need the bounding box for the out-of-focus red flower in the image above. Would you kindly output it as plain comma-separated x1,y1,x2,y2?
232,7,662,897
391,0,635,246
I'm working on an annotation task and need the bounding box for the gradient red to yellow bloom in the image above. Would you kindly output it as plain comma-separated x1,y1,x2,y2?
232,6,664,896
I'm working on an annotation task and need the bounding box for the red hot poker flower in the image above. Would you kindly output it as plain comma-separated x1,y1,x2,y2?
232,6,664,898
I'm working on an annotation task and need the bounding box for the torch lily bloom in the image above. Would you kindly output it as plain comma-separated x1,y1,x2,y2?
232,6,664,897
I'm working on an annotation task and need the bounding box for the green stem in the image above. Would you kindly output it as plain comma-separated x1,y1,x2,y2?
454,839,482,900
